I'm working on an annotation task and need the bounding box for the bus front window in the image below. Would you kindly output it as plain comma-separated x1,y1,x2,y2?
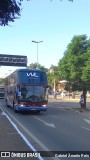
20,87,28,99
18,86,48,102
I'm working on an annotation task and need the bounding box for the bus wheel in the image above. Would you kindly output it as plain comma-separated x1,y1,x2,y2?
36,111,40,114
13,101,18,113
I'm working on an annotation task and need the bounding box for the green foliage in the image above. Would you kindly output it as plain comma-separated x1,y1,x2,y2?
58,35,90,92
0,78,5,84
48,72,54,88
28,63,48,73
28,63,38,69
0,0,21,26
0,0,73,26
47,65,60,89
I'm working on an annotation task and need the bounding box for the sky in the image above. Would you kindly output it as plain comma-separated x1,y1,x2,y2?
0,0,90,77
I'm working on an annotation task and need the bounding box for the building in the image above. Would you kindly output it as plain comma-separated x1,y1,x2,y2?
56,80,67,92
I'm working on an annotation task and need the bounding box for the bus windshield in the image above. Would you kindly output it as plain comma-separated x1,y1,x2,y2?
18,85,47,102
18,70,47,84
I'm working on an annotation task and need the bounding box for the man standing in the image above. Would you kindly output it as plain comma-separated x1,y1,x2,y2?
79,94,84,112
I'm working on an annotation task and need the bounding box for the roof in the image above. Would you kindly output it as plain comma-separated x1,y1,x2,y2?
15,68,45,73
59,80,67,83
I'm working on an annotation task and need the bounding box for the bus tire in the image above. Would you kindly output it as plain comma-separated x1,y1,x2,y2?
13,101,18,113
36,111,40,114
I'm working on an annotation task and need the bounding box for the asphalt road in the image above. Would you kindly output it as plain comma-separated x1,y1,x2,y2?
1,99,90,160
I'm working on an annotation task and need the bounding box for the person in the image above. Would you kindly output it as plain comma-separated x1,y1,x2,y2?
79,94,84,112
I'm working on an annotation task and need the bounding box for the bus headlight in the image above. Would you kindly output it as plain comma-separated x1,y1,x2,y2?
19,102,25,107
20,104,24,107
42,105,46,107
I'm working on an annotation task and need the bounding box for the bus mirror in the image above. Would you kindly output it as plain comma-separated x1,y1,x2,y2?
47,85,51,89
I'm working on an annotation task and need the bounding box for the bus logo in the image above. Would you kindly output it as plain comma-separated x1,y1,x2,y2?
27,72,39,78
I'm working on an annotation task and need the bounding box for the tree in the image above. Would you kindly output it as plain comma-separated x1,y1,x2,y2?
0,0,21,26
48,65,60,97
0,0,73,26
58,34,90,108
0,78,5,84
28,62,48,72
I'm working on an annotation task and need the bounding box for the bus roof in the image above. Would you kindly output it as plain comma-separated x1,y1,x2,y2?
14,68,46,73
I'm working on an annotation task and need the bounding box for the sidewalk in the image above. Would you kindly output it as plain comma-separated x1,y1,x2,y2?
48,97,90,114
0,108,39,160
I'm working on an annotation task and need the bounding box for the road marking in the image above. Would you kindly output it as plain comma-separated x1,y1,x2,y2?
61,107,82,114
1,108,50,159
84,119,90,124
2,107,60,160
81,126,90,131
3,111,44,160
60,108,70,112
34,116,55,128
50,115,59,119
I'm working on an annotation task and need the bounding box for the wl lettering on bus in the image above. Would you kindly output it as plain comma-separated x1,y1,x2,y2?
27,72,39,78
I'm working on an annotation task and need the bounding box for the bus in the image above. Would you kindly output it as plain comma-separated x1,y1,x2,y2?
5,68,49,113
0,85,5,99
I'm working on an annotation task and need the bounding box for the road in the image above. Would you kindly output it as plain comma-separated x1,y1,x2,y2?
1,98,90,160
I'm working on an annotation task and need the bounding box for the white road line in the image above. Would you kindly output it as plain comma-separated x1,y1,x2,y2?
84,119,90,124
61,107,81,114
34,116,55,128
2,107,60,160
81,126,90,131
4,112,44,160
59,108,70,112
50,115,59,119
1,107,46,160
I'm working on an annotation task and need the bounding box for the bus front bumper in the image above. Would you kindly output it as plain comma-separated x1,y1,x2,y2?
15,105,47,112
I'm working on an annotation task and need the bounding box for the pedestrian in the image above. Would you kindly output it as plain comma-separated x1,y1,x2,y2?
79,94,84,112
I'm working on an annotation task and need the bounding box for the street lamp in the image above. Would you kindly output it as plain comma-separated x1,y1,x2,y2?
32,40,43,68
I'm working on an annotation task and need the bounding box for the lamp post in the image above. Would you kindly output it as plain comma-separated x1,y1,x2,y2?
32,40,43,68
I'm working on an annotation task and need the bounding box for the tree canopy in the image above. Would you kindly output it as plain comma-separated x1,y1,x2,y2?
28,62,48,73
58,34,90,107
0,0,21,26
0,0,73,26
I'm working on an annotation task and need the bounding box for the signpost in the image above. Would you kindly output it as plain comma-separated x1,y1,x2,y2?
0,54,27,67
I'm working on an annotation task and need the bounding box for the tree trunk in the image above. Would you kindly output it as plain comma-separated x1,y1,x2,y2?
53,79,56,99
83,90,87,109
